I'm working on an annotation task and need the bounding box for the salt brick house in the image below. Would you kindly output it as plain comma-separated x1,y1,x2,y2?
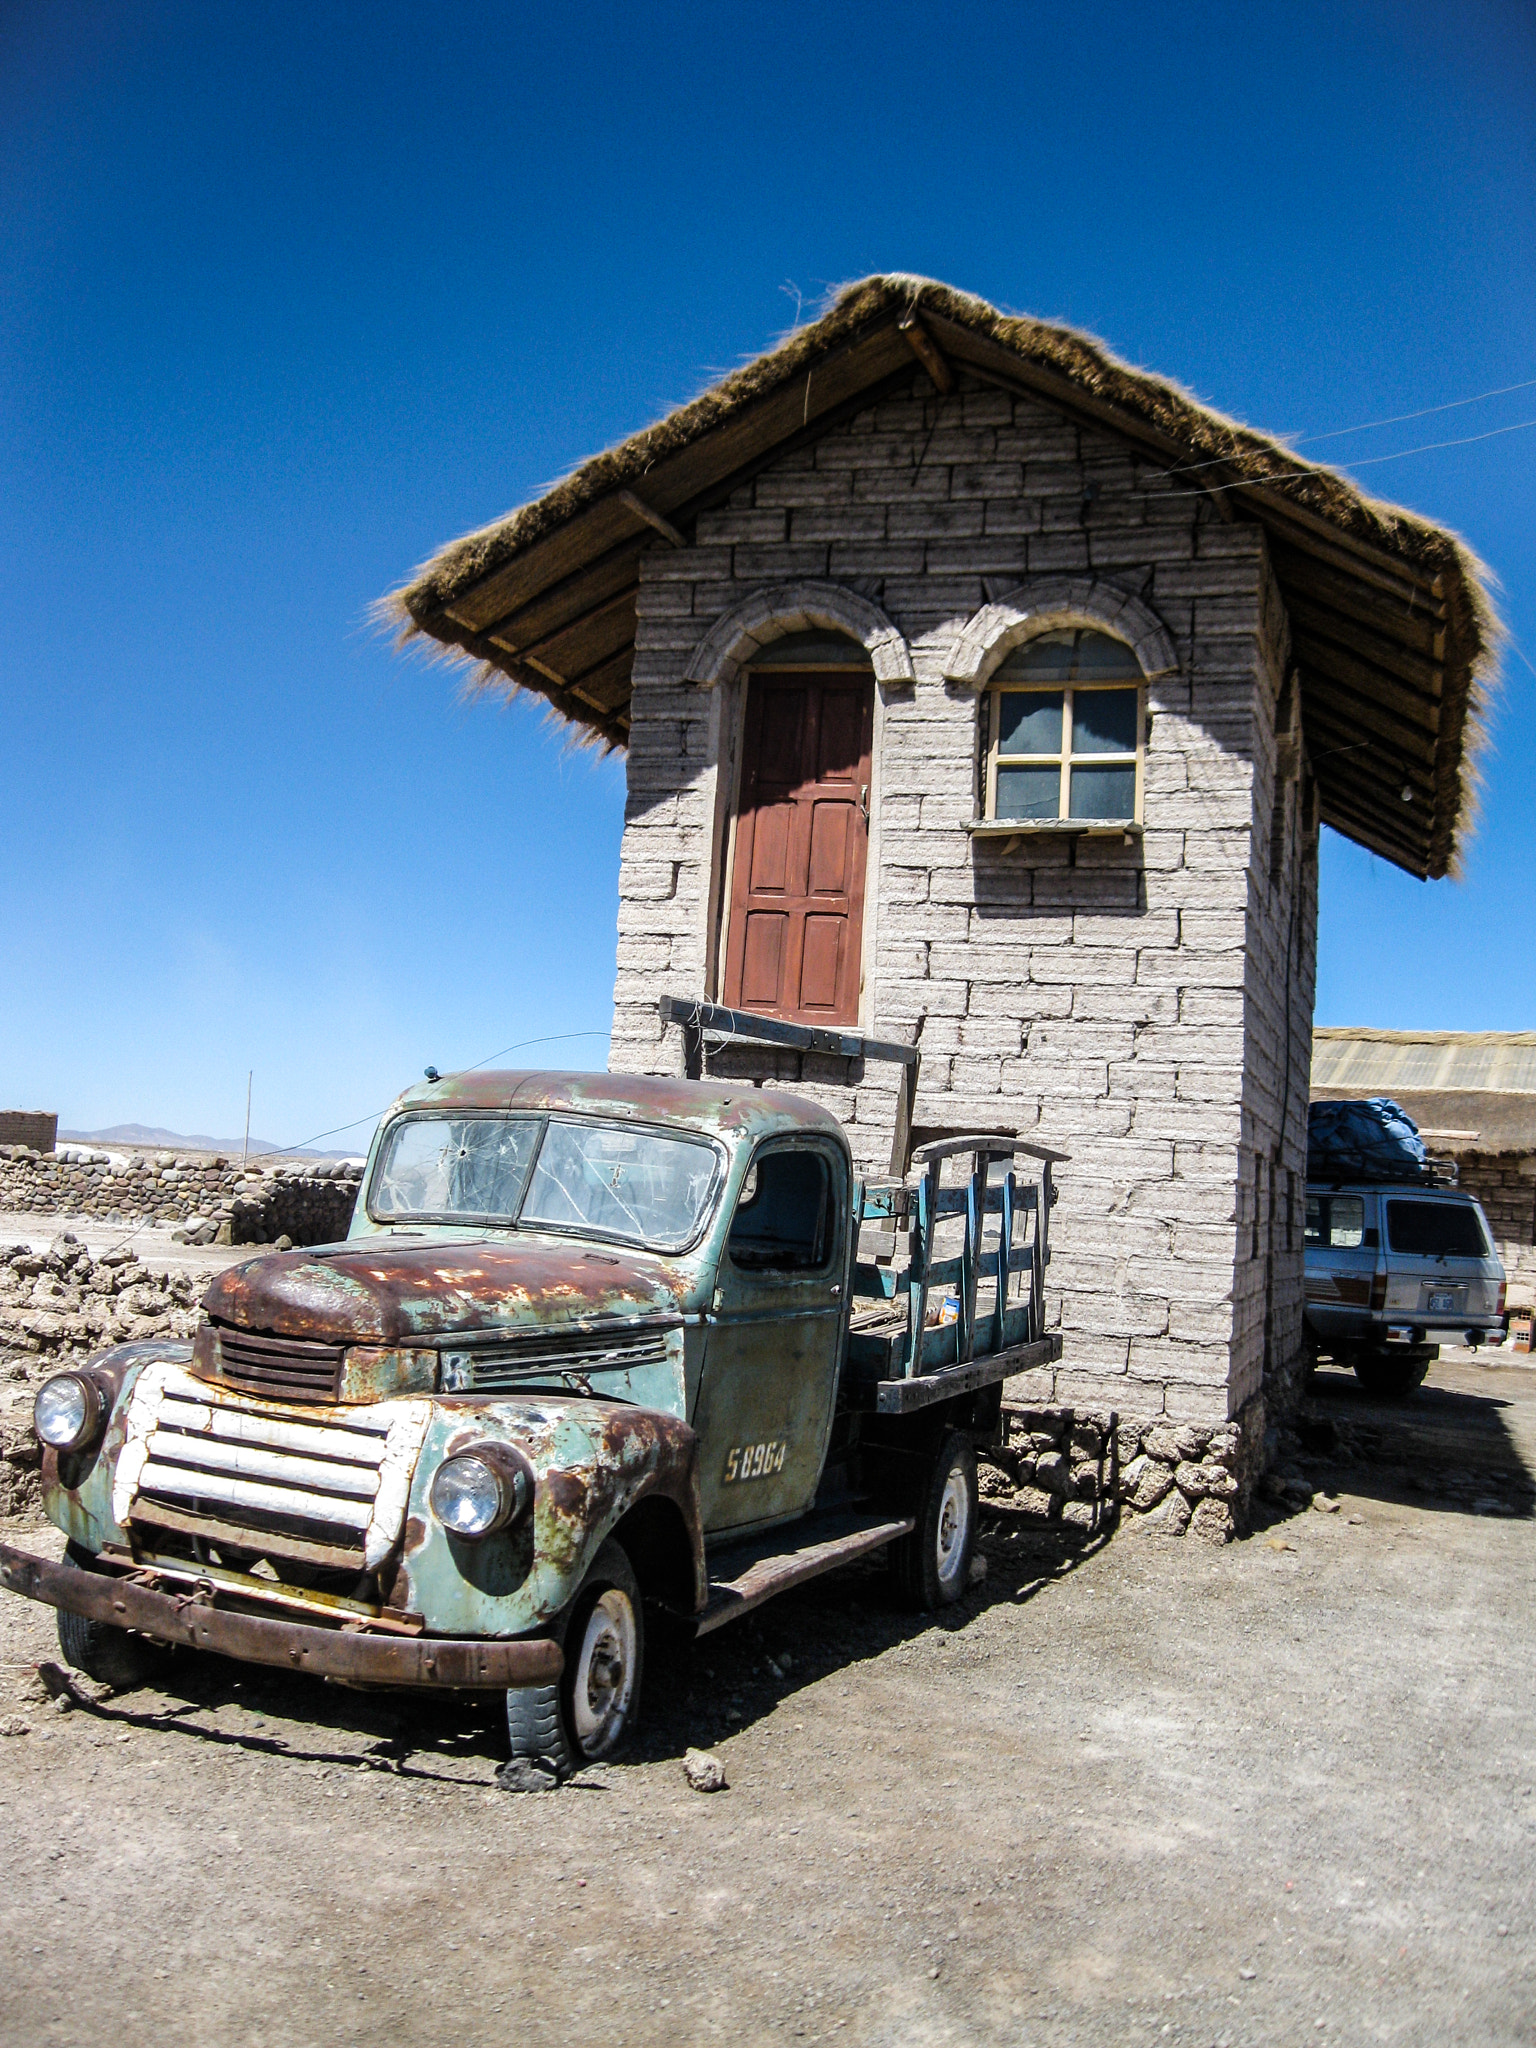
383,276,1496,1511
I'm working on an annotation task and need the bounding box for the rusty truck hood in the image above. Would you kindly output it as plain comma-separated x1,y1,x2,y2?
204,1237,695,1346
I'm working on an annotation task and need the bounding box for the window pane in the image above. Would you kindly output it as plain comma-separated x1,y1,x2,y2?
370,1115,539,1220
1385,1199,1488,1258
729,1150,833,1270
1071,687,1139,755
1071,631,1142,679
994,632,1074,683
1067,764,1136,819
995,765,1062,821
1328,1196,1365,1249
996,689,1063,753
1304,1195,1325,1247
521,1120,722,1251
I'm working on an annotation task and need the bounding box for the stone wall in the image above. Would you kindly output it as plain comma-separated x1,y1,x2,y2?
0,1235,203,1519
0,1146,360,1247
1451,1152,1536,1303
0,1113,57,1152
608,362,1310,1473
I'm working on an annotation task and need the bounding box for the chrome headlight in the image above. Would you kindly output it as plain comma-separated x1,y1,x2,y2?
34,1373,105,1453
429,1445,534,1540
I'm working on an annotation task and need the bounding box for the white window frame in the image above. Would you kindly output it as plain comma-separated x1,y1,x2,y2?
975,635,1146,837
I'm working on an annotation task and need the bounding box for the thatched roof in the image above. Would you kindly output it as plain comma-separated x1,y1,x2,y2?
1312,1029,1536,1154
382,274,1499,880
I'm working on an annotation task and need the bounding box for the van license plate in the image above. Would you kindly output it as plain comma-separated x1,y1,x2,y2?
1428,1290,1456,1312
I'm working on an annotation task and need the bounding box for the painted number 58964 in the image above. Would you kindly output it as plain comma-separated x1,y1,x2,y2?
723,1441,787,1483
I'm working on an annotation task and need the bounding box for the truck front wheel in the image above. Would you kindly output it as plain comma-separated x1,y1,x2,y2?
889,1431,978,1611
504,1539,644,1785
57,1543,174,1690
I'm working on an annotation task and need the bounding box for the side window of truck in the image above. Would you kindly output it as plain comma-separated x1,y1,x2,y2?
728,1150,834,1272
1328,1196,1365,1249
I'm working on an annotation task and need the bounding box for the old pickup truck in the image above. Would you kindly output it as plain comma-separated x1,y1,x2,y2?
2,1019,1063,1779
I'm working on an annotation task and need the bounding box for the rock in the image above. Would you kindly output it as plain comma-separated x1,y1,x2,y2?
1189,1497,1235,1545
1068,1421,1102,1459
273,1235,294,1252
1144,1424,1184,1463
1069,1464,1098,1502
494,1756,563,1793
977,1464,1014,1499
1138,1487,1194,1537
683,1748,728,1793
1312,1494,1342,1514
967,1554,988,1585
1060,1500,1095,1532
1033,1451,1067,1491
1174,1460,1212,1500
0,1715,31,1737
1123,1455,1173,1512
1172,1424,1207,1462
1011,1486,1056,1519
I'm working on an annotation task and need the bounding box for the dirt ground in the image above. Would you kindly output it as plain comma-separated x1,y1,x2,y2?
2,1356,1532,2048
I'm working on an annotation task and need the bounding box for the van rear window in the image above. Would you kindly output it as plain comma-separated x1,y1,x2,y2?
1385,1200,1488,1258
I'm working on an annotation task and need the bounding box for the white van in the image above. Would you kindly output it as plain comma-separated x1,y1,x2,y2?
1304,1181,1506,1396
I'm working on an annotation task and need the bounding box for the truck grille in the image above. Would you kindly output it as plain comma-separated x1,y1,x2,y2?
114,1360,430,1573
458,1327,672,1393
210,1324,346,1401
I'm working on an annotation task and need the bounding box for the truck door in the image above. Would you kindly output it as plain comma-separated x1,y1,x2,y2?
1304,1189,1375,1345
693,1138,850,1536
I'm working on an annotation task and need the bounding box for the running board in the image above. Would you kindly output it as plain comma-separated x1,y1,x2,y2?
696,1510,914,1635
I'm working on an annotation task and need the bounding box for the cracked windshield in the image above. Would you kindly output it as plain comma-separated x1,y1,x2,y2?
370,1113,719,1250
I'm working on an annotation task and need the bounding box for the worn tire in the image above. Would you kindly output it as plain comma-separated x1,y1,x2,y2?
889,1431,978,1611
56,1544,174,1690
504,1539,644,1784
1353,1350,1432,1399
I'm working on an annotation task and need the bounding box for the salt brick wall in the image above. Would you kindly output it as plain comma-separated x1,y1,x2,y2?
1452,1153,1536,1299
609,368,1311,1432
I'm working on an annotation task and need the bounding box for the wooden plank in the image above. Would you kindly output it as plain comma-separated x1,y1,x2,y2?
497,582,637,668
1315,785,1431,873
618,488,687,548
481,544,643,654
855,1335,1063,1416
564,645,634,714
696,1511,915,1633
1288,595,1444,698
899,313,955,393
443,493,642,635
1301,679,1439,766
1269,542,1448,650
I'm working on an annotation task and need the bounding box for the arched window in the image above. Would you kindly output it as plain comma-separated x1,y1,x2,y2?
981,629,1145,826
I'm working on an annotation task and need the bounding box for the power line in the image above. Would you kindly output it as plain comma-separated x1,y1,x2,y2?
1151,374,1536,482
266,1029,610,1159
1167,414,1536,499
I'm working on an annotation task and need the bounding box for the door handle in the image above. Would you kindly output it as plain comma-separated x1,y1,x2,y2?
858,784,869,824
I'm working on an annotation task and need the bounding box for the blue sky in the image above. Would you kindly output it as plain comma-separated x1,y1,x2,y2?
2,0,1533,1148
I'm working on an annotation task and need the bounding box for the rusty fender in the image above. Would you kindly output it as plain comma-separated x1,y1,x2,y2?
0,1542,562,1689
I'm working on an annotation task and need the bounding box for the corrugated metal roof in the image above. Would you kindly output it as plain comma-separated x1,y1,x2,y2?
1312,1029,1536,1096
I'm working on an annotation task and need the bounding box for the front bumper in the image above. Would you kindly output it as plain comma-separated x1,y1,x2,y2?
0,1542,563,1690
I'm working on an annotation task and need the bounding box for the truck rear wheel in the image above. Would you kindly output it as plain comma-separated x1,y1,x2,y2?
1353,1349,1433,1399
503,1539,644,1785
57,1543,174,1691
889,1431,978,1611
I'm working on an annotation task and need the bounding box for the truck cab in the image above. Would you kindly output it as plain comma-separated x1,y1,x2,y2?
4,1065,1062,1783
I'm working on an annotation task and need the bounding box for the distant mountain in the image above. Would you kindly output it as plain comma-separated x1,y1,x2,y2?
59,1124,359,1161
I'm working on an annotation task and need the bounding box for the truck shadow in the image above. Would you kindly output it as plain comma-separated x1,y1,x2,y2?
1259,1359,1535,1523
49,1519,1108,1779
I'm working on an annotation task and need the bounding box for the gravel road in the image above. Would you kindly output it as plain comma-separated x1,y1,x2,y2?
1,1356,1532,2048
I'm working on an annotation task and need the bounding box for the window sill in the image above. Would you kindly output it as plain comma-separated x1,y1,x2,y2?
967,818,1142,842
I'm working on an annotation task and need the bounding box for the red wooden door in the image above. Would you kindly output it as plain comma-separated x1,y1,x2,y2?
722,670,875,1026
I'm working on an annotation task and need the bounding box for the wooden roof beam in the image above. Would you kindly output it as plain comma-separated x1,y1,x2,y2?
618,489,688,549
899,312,954,394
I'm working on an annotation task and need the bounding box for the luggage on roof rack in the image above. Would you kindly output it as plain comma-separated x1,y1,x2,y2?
1306,1097,1432,1186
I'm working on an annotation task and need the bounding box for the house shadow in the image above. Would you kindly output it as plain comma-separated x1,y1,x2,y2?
50,1518,1106,1780
1258,1358,1536,1524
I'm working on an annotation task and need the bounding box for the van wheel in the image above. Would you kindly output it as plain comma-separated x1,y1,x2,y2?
57,1543,174,1691
503,1539,644,1786
889,1431,977,1611
1353,1350,1432,1399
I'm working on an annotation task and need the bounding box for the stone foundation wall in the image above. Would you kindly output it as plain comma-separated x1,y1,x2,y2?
0,1146,360,1247
984,1393,1263,1543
